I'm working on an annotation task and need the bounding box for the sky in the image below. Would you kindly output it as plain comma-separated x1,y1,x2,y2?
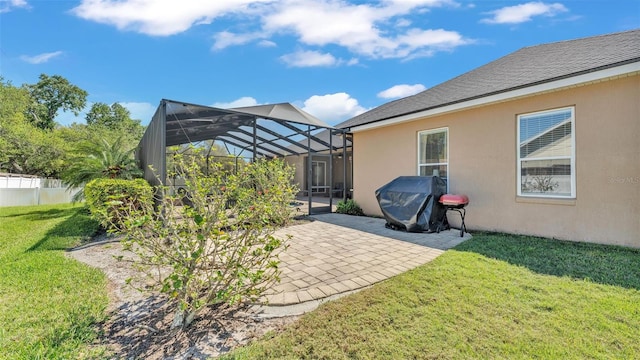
1,0,638,127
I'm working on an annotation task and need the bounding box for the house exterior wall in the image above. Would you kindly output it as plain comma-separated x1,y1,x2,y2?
352,74,639,247
285,155,305,193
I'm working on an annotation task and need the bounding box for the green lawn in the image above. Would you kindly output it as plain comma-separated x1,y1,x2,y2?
2,205,639,359
0,204,109,359
224,233,640,359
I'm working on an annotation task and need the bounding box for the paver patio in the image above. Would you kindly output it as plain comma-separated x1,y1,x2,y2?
263,213,471,306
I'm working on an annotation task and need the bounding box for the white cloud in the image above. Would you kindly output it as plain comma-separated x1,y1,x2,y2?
262,0,470,59
208,93,365,123
19,51,63,64
212,31,265,50
263,2,382,49
377,84,426,99
381,0,457,11
258,39,277,47
213,32,280,50
280,50,338,67
395,18,412,27
302,93,367,124
0,0,29,13
393,28,469,58
280,50,360,68
212,96,259,108
346,58,359,66
481,2,568,24
397,28,466,48
71,0,273,36
119,101,157,124
71,0,470,61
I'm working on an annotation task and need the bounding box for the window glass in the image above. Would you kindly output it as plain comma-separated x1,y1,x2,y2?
419,165,448,178
419,131,447,164
518,107,575,198
418,128,448,184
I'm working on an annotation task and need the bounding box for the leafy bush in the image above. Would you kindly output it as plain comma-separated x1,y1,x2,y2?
113,150,297,329
336,199,364,216
84,178,153,232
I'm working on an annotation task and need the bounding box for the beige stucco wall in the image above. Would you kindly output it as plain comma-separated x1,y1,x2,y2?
284,155,305,192
352,74,640,247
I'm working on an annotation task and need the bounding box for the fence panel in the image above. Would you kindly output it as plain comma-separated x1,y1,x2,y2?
0,188,81,207
0,176,40,189
0,189,39,206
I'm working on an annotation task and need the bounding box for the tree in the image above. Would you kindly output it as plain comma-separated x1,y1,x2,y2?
85,102,145,148
55,122,98,145
62,136,142,201
1,75,145,178
25,74,88,130
84,102,111,127
0,77,31,170
0,76,30,122
0,124,67,177
86,102,130,129
0,77,67,176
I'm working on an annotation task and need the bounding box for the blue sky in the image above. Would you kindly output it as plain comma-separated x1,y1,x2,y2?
1,0,638,126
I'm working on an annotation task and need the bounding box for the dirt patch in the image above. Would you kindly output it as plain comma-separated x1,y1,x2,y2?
67,234,299,359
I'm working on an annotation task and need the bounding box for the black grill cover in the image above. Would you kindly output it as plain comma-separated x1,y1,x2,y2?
375,176,447,232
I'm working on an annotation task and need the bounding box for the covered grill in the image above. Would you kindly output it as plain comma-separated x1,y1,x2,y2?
375,176,447,233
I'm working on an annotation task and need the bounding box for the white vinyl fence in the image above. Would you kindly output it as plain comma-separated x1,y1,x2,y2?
0,173,81,207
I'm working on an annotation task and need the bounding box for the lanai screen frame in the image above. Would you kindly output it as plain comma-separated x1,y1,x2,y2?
137,99,349,214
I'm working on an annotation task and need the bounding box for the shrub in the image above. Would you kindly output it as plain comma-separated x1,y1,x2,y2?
336,199,364,216
114,150,297,329
84,178,153,232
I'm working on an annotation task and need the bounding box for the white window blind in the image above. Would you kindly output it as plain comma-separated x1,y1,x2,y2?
517,107,575,198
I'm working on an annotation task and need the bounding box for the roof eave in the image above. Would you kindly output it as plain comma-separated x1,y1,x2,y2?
347,60,640,133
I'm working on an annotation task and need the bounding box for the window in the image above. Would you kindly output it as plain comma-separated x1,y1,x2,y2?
517,107,575,198
311,160,327,193
418,128,448,183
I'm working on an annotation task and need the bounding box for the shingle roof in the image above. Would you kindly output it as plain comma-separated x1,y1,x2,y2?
338,29,640,130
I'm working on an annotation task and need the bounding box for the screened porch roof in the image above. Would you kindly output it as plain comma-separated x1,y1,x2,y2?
162,100,345,157
137,99,350,188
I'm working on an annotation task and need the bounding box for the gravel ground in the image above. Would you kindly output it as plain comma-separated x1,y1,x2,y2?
67,234,298,359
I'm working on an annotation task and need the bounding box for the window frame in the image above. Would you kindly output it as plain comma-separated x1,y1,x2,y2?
517,106,576,199
417,127,449,191
311,160,328,193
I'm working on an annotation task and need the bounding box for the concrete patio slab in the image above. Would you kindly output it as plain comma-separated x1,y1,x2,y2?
261,213,471,308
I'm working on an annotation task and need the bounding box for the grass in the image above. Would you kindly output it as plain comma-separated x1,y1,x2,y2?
223,233,640,359
0,204,109,359
2,206,638,359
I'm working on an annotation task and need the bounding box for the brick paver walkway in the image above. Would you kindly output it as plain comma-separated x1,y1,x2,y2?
263,213,471,306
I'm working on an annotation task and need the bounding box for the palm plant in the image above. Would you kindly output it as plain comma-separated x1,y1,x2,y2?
63,136,142,201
